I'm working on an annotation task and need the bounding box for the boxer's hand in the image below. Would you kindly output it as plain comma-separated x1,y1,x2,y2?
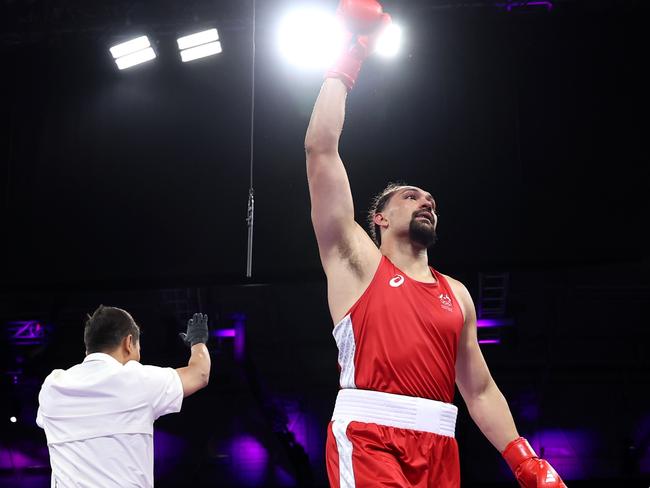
502,437,567,487
179,313,209,347
326,0,391,90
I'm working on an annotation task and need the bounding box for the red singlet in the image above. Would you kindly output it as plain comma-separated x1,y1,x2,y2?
326,256,465,488
333,255,464,402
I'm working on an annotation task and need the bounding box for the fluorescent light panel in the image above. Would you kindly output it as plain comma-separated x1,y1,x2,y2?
115,47,156,70
110,36,151,59
180,41,222,62
177,28,219,50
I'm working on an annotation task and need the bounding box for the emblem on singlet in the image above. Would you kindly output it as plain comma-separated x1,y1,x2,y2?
438,293,453,311
389,274,405,287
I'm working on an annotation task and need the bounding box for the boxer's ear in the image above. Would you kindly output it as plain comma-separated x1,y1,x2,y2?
373,211,388,229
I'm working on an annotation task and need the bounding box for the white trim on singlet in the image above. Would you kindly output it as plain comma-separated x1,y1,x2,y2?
332,314,356,389
332,419,355,488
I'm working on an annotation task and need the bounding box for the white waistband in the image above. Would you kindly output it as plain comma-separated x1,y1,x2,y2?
332,389,458,438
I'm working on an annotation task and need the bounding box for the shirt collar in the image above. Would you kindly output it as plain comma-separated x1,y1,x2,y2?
83,352,123,365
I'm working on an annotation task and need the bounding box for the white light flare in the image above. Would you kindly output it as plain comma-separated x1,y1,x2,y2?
375,24,402,58
277,9,346,70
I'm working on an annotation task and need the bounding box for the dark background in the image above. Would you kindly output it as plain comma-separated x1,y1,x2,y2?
1,0,649,486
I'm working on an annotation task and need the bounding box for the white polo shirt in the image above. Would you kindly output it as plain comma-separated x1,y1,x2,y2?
36,353,183,488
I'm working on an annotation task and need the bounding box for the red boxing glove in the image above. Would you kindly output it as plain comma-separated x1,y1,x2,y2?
339,0,384,34
325,0,391,91
502,437,567,488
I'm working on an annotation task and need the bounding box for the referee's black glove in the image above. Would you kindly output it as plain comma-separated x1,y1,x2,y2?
179,313,209,347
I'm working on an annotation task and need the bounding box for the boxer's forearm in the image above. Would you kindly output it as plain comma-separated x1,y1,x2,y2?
305,78,348,155
464,379,519,452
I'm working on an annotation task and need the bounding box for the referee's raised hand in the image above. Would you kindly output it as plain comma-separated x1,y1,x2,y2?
179,313,209,347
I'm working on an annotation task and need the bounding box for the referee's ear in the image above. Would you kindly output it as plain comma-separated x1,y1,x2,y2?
124,334,140,362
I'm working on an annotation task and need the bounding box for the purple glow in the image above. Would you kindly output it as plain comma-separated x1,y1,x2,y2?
231,313,246,361
478,339,501,344
153,430,187,478
6,321,47,346
498,1,554,12
528,429,595,479
287,411,308,449
287,408,323,461
514,392,541,422
213,328,236,338
275,465,296,486
0,448,41,469
230,435,268,486
477,318,513,328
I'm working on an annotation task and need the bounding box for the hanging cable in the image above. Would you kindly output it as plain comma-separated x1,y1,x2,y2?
246,0,257,278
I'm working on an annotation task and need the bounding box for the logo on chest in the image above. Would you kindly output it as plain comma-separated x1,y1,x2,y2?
438,293,453,312
389,274,405,288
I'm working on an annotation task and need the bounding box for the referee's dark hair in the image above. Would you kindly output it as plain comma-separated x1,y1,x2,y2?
84,305,140,354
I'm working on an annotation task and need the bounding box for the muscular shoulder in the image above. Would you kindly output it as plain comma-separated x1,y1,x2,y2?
440,273,474,320
442,273,465,288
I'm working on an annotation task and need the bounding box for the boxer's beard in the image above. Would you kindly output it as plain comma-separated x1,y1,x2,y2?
409,213,437,248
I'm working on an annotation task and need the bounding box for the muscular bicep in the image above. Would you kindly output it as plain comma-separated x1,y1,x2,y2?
306,150,379,266
306,150,355,251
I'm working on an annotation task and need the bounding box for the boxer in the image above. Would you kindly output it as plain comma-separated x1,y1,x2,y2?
304,1,566,486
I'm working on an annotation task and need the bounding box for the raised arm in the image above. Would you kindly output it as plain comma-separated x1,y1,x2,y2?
304,78,358,258
176,313,211,398
304,2,391,322
452,281,566,487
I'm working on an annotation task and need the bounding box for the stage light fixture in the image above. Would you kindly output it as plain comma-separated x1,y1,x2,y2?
177,28,222,62
9,416,17,423
109,36,156,70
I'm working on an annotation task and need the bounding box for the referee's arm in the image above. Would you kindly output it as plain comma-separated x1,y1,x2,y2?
176,343,210,397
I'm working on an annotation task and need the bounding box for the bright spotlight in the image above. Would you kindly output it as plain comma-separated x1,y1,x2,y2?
277,9,345,70
9,416,17,423
177,28,223,62
375,24,402,57
109,36,156,70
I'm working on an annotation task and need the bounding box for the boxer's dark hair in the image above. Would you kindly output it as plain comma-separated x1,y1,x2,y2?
368,181,409,246
84,305,140,353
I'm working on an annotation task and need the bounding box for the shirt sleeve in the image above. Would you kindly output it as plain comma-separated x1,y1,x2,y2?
36,406,44,428
130,363,184,420
35,374,53,429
